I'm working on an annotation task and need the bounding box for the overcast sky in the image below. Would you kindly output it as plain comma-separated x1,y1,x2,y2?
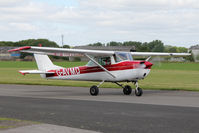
0,0,198,47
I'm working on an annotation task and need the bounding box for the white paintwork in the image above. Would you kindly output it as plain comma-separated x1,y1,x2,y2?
47,69,151,82
34,54,62,71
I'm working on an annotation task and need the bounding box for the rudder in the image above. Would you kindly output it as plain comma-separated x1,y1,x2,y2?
34,54,55,71
34,54,62,78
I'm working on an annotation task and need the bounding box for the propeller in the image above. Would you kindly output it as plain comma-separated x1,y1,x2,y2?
133,56,154,69
150,56,162,67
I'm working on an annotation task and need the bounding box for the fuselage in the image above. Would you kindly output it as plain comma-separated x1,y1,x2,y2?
46,60,153,82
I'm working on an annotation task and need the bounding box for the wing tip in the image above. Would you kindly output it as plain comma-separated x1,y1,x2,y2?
8,46,31,52
19,71,26,75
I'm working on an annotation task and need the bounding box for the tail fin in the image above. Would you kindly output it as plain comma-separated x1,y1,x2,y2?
34,54,62,78
34,54,55,71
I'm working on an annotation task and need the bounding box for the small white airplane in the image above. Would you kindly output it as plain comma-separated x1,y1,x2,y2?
9,46,191,96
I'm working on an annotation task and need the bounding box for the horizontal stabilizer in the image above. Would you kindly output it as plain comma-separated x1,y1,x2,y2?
19,70,55,75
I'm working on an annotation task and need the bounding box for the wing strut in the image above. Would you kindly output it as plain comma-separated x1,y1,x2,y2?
85,54,116,78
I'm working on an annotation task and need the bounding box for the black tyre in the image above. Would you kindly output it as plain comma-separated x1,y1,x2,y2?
135,87,143,96
90,85,99,96
123,85,132,95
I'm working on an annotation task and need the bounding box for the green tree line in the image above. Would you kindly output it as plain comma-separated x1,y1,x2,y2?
0,39,189,53
0,39,59,47
88,40,188,53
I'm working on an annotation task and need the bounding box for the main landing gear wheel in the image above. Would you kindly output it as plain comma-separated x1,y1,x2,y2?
90,85,99,96
135,87,143,96
123,85,132,95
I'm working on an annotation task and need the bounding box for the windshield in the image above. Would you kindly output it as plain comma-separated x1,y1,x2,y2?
114,52,133,62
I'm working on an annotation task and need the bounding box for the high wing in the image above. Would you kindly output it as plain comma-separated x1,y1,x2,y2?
8,46,191,56
130,52,191,56
8,46,114,56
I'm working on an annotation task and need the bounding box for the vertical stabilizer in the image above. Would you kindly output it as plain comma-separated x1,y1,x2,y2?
34,54,55,71
34,54,61,78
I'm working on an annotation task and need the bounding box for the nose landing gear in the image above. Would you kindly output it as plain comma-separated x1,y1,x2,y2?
134,82,143,96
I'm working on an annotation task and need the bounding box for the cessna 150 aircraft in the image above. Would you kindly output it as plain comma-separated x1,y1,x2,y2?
9,46,191,96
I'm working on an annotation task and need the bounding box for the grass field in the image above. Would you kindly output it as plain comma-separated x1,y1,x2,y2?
0,61,199,91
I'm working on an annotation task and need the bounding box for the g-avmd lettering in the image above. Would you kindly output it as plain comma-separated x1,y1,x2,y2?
56,67,80,76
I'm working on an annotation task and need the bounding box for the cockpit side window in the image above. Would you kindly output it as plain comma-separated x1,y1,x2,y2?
100,57,111,66
86,56,111,66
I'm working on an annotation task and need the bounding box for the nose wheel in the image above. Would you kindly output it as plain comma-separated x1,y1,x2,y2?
135,87,143,96
134,82,143,96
